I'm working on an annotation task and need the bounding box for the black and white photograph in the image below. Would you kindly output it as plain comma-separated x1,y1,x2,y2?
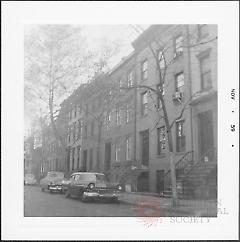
24,23,218,218
2,1,239,241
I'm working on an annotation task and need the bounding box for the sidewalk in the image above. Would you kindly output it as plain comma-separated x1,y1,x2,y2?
119,192,217,216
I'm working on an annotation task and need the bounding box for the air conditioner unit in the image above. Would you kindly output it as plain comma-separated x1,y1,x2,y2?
172,91,183,102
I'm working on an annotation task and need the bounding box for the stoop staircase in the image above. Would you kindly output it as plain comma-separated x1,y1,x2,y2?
162,148,217,199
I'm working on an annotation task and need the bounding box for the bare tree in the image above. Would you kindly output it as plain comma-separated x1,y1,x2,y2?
25,25,120,173
125,25,217,205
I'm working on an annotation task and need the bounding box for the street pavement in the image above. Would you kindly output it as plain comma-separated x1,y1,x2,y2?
24,185,138,216
24,186,216,217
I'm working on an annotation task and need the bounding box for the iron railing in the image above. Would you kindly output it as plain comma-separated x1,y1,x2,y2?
163,150,194,191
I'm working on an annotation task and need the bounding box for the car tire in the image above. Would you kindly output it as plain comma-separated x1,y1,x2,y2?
112,197,119,203
65,189,71,198
79,191,88,203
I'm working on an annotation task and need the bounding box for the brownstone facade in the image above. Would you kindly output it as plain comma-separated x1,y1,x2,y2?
43,25,217,194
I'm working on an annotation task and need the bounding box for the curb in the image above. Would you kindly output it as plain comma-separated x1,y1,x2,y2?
119,197,217,216
119,199,194,216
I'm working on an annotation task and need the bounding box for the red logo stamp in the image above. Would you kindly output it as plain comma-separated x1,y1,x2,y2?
134,197,164,227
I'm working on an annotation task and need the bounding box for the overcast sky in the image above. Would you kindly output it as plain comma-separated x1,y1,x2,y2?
24,25,149,137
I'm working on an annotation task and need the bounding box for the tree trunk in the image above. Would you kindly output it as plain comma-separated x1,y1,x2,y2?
96,122,102,172
49,89,67,173
159,94,178,206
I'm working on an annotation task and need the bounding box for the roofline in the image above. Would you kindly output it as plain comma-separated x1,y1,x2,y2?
108,51,135,75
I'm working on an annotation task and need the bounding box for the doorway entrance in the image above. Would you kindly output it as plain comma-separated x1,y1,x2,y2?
137,172,149,192
82,149,87,171
156,170,165,194
105,142,111,171
198,110,214,161
140,129,149,166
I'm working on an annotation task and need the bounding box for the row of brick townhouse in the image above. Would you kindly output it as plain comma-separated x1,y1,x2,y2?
44,25,217,198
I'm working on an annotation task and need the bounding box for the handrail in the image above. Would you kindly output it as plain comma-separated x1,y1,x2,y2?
184,147,216,177
163,150,194,190
164,150,194,180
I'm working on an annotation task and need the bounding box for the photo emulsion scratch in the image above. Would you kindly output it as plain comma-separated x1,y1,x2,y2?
24,24,218,218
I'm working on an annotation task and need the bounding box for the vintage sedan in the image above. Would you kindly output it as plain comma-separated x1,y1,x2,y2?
40,171,66,193
24,174,37,185
65,172,123,202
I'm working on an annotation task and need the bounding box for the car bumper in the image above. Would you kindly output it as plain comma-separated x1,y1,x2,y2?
25,181,37,185
83,191,119,199
48,185,63,191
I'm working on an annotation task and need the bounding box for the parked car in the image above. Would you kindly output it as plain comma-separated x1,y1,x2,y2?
65,172,123,202
24,174,37,185
61,178,71,193
40,171,66,193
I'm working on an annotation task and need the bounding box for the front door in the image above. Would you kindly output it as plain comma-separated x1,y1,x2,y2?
140,130,149,166
156,170,164,194
82,150,87,171
198,110,214,161
137,172,149,192
105,142,111,171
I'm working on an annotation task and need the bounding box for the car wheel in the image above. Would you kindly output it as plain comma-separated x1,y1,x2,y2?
79,191,88,203
112,197,119,203
65,189,71,198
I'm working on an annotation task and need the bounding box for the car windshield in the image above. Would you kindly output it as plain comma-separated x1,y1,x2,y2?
95,174,106,182
48,172,64,178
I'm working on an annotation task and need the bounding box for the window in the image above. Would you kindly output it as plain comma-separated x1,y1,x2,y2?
116,106,121,125
141,91,148,116
126,104,131,123
157,126,166,155
91,120,94,136
74,105,77,118
85,103,88,115
119,78,123,93
126,136,132,160
77,120,82,139
89,148,93,170
158,50,165,76
127,70,134,87
199,54,212,90
77,146,80,169
72,123,76,141
71,108,75,120
115,140,121,162
198,24,209,39
71,147,75,171
141,60,148,80
78,103,82,115
157,84,165,109
105,112,111,130
175,72,184,93
84,125,88,139
176,120,186,152
174,35,183,56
